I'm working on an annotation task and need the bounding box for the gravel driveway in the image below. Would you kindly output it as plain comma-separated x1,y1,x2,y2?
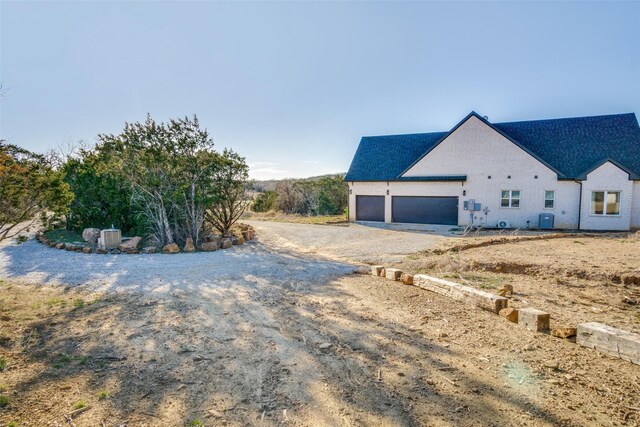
0,221,444,292
246,220,448,264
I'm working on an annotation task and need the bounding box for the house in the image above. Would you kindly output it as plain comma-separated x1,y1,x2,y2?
345,112,640,231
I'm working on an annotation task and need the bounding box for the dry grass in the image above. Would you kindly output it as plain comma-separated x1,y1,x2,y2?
243,211,347,225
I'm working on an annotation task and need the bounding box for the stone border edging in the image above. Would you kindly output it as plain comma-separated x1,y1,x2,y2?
370,264,640,365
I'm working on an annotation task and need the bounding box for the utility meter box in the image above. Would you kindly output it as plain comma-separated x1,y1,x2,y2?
99,229,122,249
464,200,481,211
539,213,554,230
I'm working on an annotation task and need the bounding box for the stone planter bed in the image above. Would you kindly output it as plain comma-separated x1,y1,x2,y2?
36,224,256,255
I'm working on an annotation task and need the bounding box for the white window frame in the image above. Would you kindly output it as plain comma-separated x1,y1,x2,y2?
500,190,521,209
590,190,621,216
544,190,555,209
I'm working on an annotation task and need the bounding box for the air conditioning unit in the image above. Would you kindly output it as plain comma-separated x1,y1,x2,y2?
99,229,122,249
496,220,512,229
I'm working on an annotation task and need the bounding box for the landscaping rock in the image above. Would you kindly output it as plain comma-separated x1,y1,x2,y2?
205,235,221,244
551,327,577,339
109,249,121,255
119,236,142,254
499,307,519,323
221,238,233,249
385,268,403,280
82,246,93,254
142,246,157,254
183,238,195,253
163,243,180,254
371,265,384,276
82,228,101,244
232,236,245,245
401,273,414,285
96,248,108,254
200,241,219,251
65,244,76,251
518,307,550,332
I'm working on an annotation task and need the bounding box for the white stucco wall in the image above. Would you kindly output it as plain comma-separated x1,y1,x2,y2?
399,115,579,228
633,182,640,229
579,162,633,231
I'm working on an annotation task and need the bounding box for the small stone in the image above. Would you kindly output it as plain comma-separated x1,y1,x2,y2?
499,307,519,323
523,344,535,351
400,273,414,285
551,327,577,339
183,237,195,253
318,342,332,350
544,360,559,369
163,243,180,254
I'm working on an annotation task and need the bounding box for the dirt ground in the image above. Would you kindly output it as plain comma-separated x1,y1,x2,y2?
398,232,640,333
1,228,640,426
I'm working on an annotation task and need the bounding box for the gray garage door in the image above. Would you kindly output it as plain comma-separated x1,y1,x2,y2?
356,195,385,222
392,196,458,225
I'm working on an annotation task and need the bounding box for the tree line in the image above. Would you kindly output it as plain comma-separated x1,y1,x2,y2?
251,175,348,216
1,115,249,245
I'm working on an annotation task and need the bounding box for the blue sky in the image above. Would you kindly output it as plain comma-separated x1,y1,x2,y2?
1,1,639,179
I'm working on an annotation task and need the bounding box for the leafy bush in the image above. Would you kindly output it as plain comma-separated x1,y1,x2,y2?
252,191,277,212
0,143,73,242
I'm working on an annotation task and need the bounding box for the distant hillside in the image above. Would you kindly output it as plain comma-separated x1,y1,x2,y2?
251,173,346,192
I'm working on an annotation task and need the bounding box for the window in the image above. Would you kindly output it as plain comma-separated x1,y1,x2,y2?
501,190,520,208
591,191,620,216
544,191,555,209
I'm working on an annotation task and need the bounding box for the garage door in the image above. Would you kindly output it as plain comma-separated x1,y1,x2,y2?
356,195,385,222
392,196,458,225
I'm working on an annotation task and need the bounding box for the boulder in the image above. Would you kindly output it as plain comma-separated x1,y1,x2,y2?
220,238,233,249
499,307,519,323
242,230,255,241
232,236,245,245
82,228,101,244
163,243,180,254
200,241,219,251
183,238,196,253
55,243,65,250
119,236,142,254
142,246,157,254
82,246,93,254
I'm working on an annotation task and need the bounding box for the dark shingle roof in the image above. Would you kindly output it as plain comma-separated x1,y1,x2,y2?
493,113,640,179
344,132,447,181
345,112,640,181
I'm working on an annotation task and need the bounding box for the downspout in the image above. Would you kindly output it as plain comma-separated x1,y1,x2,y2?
577,180,582,230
